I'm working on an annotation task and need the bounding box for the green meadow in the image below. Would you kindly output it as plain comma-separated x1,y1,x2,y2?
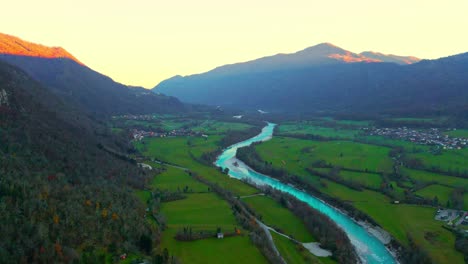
316,180,463,264
409,148,468,174
403,168,468,189
135,136,258,196
243,195,315,242
314,168,382,189
278,123,360,139
256,137,393,174
160,192,267,264
415,184,453,205
270,232,335,264
358,135,430,152
444,129,468,139
192,120,252,134
151,167,208,193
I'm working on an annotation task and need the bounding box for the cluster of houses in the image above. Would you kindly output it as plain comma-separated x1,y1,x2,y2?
131,128,207,141
435,209,468,227
364,127,467,149
114,114,158,121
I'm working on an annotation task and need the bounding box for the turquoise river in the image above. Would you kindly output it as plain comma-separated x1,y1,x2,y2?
215,123,396,264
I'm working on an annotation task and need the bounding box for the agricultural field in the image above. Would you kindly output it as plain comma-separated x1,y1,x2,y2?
135,136,258,196
318,117,372,127
256,137,394,174
313,168,382,189
243,195,315,242
415,184,453,205
390,117,437,123
270,232,335,264
409,148,468,174
151,167,208,193
402,168,468,189
278,122,361,139
357,135,430,152
134,145,269,263
192,120,252,135
313,180,463,264
160,192,268,264
444,129,468,139
160,228,267,264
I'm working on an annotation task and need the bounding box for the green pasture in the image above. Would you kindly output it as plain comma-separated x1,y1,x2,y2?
278,123,360,139
151,167,208,193
256,137,393,174
415,184,453,205
135,136,258,196
409,148,468,174
192,120,252,134
270,232,335,264
243,195,315,242
444,129,468,138
402,168,468,189
316,180,463,264
159,192,268,263
313,168,382,189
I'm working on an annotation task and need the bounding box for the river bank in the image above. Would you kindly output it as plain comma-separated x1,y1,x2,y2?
215,122,398,264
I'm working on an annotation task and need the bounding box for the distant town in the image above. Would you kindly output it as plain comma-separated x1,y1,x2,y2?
113,114,160,121
131,128,207,141
364,127,467,149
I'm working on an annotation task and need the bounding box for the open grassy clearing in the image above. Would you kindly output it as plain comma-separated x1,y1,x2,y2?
316,180,463,264
403,168,468,188
390,117,438,123
192,120,252,135
151,167,208,193
415,184,453,205
444,129,468,139
358,135,430,152
270,232,336,264
314,168,382,189
161,193,238,228
256,137,394,174
135,136,258,196
409,148,468,174
318,117,372,127
159,192,268,264
278,123,360,139
135,147,269,263
243,195,315,242
160,228,267,264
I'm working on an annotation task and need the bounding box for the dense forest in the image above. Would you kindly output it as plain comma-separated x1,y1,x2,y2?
0,61,161,262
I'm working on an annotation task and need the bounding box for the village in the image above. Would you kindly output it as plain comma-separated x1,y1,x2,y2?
364,127,467,149
113,114,160,121
435,208,468,235
131,128,208,141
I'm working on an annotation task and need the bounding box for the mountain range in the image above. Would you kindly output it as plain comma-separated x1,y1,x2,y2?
154,43,467,116
0,32,185,116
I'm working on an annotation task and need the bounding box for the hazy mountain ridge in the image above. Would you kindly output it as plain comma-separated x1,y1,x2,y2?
189,43,418,77
153,44,468,116
0,33,186,116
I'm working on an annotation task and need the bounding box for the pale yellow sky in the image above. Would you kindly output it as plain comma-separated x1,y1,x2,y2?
1,0,467,88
